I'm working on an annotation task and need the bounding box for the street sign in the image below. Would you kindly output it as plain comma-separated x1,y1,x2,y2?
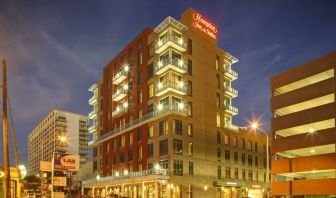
53,177,67,186
40,161,52,172
53,153,80,171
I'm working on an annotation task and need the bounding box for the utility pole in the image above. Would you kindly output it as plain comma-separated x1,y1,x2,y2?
2,59,11,198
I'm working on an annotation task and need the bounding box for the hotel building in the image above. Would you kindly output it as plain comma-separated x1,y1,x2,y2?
271,52,336,196
28,109,89,175
84,8,270,198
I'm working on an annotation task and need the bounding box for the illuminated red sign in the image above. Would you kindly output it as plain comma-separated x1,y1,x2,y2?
192,12,218,39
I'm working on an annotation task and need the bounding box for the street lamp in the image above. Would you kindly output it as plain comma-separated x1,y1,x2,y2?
249,121,270,193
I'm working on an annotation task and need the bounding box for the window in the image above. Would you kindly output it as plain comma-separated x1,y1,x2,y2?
233,136,238,147
148,63,153,79
137,39,142,48
225,167,231,178
174,119,183,135
148,42,154,58
138,146,142,160
242,138,245,150
234,152,238,164
216,55,220,71
216,112,221,127
188,59,192,75
173,160,183,176
263,158,266,168
248,170,253,181
137,52,143,65
188,142,193,156
188,124,193,137
159,160,169,170
148,143,153,158
248,140,253,151
129,133,133,145
256,171,259,181
255,156,258,167
112,154,116,165
217,148,221,160
234,168,239,179
242,153,246,165
137,128,142,142
187,101,193,117
120,152,125,163
224,134,230,145
248,155,252,166
159,139,168,155
225,150,230,161
128,48,133,57
128,150,132,161
121,135,125,147
148,125,154,138
242,169,246,180
216,93,220,108
173,139,183,155
255,142,258,153
148,104,154,113
188,39,192,55
137,71,142,84
217,165,222,179
159,120,168,135
189,162,194,175
217,131,221,145
216,74,220,89
187,80,192,96
149,84,154,98
138,90,142,103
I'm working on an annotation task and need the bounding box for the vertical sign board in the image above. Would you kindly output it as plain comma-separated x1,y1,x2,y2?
192,11,218,40
53,153,80,171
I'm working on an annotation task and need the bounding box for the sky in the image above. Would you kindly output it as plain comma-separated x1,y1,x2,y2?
0,0,335,166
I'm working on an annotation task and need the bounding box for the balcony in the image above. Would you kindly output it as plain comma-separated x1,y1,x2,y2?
155,81,187,97
224,85,238,98
224,104,238,115
112,86,128,102
155,34,186,54
112,103,130,117
88,110,97,119
224,123,239,132
223,67,238,80
155,58,187,75
88,125,97,134
112,65,131,85
89,103,186,147
88,94,97,105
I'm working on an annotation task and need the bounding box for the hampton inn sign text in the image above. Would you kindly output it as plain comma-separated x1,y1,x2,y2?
192,12,218,39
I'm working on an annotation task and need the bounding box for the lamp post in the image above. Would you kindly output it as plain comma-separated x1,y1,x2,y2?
249,121,270,196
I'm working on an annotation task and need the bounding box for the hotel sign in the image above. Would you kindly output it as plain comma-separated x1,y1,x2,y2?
54,153,80,171
192,12,218,39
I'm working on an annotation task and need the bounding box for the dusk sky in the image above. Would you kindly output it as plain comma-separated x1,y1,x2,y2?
0,0,335,165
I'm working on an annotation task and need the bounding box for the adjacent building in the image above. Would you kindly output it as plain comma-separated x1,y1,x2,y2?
271,52,336,196
28,109,89,175
83,8,270,198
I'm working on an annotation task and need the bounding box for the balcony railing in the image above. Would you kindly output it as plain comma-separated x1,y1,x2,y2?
82,168,169,187
224,123,239,132
155,33,186,54
89,104,186,147
223,67,238,80
112,66,131,85
88,94,98,105
112,103,130,117
88,110,97,119
224,85,238,98
155,80,187,96
154,58,187,75
88,125,97,133
112,87,128,102
224,104,238,115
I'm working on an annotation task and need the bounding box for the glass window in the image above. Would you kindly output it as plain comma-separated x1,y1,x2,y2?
234,152,238,164
189,162,194,175
173,160,183,176
242,138,245,150
224,134,230,145
159,159,169,170
216,112,221,127
137,52,143,65
138,146,142,160
159,139,168,155
188,142,193,156
234,168,239,179
121,135,125,147
255,156,258,167
217,131,221,145
173,139,183,155
129,132,133,145
217,165,221,179
128,150,132,161
148,63,154,79
225,167,231,178
225,150,230,161
174,119,183,135
248,140,253,151
248,155,252,166
255,142,258,153
187,102,193,117
188,80,192,96
217,148,221,160
188,124,193,137
242,169,246,180
233,136,238,147
188,59,192,75
137,71,142,85
216,55,220,70
148,143,153,158
149,83,154,98
148,42,154,58
148,125,154,138
159,120,168,135
242,153,246,165
188,39,192,55
248,170,253,181
120,152,125,163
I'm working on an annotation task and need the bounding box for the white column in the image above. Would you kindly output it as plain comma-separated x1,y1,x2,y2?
142,182,145,198
92,187,95,198
154,180,159,198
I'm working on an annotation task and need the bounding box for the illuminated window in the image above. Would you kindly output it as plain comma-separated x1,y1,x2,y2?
159,139,168,155
148,125,154,138
173,139,183,155
188,142,193,156
129,133,133,145
216,112,221,127
174,119,183,135
242,169,246,180
138,110,142,119
217,131,221,144
149,84,154,98
217,165,221,179
234,168,239,179
234,152,238,164
224,134,230,145
187,124,193,137
248,140,253,151
189,162,194,175
173,160,183,176
216,55,220,71
159,120,169,136
225,167,231,178
187,102,193,117
147,143,153,158
225,150,230,161
138,90,142,103
138,146,142,160
233,136,238,147
121,135,125,147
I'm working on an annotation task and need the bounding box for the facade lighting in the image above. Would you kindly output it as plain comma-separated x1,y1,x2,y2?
179,81,184,88
115,171,119,177
178,103,184,110
310,149,315,153
158,40,163,46
96,175,100,180
158,82,163,89
158,104,163,111
124,65,129,72
178,59,183,66
123,102,128,108
309,128,315,133
124,170,128,176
